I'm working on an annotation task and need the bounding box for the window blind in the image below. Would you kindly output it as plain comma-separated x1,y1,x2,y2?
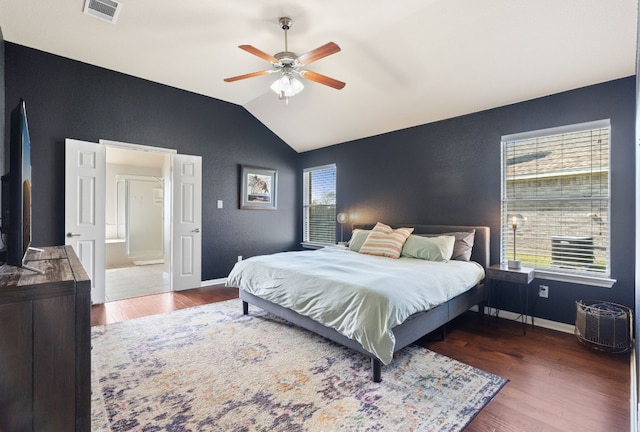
303,164,336,244
501,121,610,276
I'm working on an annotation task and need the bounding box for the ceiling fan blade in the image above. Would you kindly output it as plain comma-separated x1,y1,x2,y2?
224,70,273,83
238,45,278,63
299,70,346,90
296,42,341,66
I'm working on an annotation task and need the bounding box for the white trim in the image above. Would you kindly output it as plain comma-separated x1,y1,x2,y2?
534,269,616,288
99,139,177,154
302,163,337,245
300,241,328,249
479,306,575,334
201,278,227,287
303,163,336,173
502,119,611,142
116,174,163,182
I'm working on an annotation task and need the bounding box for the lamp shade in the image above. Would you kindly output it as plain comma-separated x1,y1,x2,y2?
270,75,304,97
509,214,525,230
336,213,348,224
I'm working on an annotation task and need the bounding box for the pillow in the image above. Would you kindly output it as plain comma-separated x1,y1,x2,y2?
359,222,414,259
421,230,476,261
348,229,371,252
401,235,455,262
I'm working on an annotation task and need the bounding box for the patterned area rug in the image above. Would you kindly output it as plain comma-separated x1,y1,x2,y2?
91,299,506,431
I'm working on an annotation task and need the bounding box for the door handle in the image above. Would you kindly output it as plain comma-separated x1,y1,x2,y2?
66,232,81,238
191,228,200,233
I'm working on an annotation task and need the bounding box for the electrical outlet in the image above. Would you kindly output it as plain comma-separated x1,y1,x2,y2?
538,285,549,298
237,256,243,262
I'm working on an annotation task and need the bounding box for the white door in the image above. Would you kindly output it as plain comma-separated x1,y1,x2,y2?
65,139,106,304
172,154,202,291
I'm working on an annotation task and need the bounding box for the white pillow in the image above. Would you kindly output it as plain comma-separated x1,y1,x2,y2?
401,235,455,262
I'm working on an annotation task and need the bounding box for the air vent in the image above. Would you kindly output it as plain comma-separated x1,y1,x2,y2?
83,0,122,24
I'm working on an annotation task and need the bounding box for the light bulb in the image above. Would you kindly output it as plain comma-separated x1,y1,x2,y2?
270,75,304,97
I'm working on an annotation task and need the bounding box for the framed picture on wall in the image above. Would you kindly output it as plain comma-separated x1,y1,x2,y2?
240,165,277,210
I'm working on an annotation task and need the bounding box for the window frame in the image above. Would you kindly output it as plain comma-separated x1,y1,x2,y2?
500,120,616,288
302,163,337,248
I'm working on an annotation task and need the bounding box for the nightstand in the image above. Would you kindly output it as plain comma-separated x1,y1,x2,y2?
486,263,535,334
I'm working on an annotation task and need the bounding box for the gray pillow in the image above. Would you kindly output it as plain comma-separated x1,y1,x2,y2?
348,229,370,252
420,230,476,261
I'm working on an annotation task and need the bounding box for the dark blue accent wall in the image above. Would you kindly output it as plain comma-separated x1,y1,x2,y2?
3,43,299,280
299,77,636,324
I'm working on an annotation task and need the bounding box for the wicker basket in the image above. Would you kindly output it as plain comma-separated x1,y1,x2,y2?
575,300,632,353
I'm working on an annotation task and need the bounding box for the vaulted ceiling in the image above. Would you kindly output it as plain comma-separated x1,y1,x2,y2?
0,0,636,152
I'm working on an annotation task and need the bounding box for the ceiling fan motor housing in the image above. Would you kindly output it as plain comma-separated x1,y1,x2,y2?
279,17,292,30
274,52,297,66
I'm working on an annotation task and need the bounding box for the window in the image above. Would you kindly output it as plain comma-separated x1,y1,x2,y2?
501,120,611,284
303,164,336,245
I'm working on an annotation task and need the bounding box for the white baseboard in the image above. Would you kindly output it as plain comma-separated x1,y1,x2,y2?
471,305,575,334
201,278,227,287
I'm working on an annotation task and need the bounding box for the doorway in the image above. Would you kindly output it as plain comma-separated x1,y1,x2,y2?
65,138,202,304
104,147,169,301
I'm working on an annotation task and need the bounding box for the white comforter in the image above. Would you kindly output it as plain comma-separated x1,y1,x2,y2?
226,247,485,364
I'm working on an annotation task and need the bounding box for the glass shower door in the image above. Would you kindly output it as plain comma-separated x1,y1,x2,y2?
126,178,164,262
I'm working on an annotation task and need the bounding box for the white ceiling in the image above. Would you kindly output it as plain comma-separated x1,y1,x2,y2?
0,0,636,153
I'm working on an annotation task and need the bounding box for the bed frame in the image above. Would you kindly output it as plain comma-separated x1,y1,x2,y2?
239,224,490,382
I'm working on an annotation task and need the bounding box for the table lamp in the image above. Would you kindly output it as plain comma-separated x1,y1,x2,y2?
508,214,525,269
336,212,349,245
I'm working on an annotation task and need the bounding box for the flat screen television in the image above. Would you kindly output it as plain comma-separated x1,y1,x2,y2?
1,99,34,270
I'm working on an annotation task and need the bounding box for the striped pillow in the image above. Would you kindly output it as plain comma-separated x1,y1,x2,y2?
359,222,414,259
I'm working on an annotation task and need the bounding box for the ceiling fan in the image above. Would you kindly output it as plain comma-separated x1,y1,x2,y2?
224,17,346,102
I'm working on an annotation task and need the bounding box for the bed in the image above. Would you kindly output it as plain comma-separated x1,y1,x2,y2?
226,224,490,382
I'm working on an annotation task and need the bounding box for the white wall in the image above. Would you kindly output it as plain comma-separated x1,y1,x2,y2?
105,162,163,235
105,162,165,267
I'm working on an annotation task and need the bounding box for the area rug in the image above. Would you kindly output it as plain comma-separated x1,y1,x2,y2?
91,299,506,431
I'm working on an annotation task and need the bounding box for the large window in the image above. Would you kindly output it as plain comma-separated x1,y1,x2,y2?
303,164,336,245
501,120,611,283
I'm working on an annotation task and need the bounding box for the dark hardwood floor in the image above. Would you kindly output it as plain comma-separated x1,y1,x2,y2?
90,286,239,326
91,286,630,432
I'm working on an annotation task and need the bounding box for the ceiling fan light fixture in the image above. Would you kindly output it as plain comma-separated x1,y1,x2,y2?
270,75,304,97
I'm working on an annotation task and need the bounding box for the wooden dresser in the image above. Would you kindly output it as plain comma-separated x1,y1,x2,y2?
0,245,91,432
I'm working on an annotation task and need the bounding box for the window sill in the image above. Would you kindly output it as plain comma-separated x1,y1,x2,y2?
534,269,616,288
300,241,331,250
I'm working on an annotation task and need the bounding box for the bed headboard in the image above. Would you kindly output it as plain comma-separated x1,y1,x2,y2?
352,223,490,269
